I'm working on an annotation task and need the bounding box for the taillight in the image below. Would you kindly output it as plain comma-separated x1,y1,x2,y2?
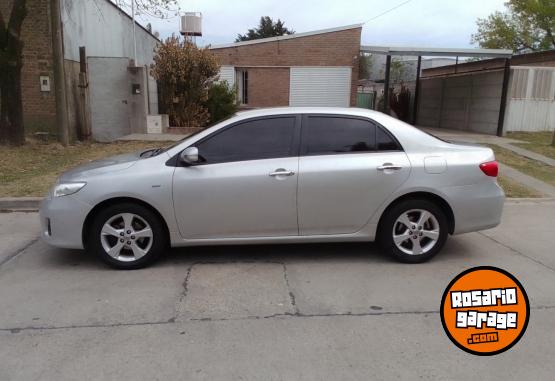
480,161,498,177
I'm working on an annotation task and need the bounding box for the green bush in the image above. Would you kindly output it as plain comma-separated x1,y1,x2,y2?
205,81,238,124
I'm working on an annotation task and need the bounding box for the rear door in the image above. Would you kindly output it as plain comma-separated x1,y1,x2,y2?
297,115,410,235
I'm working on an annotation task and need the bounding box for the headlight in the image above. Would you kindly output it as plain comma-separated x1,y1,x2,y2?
52,182,87,197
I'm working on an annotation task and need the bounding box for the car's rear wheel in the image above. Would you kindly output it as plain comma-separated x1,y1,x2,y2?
87,203,166,269
379,199,448,263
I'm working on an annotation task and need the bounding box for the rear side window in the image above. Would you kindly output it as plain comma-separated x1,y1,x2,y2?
196,117,296,164
304,117,376,155
376,127,401,151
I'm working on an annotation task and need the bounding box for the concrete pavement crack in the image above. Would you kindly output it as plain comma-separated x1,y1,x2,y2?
0,237,39,269
4,305,554,333
478,232,555,272
282,262,299,315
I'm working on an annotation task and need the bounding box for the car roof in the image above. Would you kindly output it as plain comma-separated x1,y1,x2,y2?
235,107,383,119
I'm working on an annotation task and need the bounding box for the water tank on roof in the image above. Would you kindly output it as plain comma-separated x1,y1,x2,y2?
180,12,202,37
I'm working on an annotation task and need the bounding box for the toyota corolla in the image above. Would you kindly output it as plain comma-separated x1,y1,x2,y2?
40,107,504,269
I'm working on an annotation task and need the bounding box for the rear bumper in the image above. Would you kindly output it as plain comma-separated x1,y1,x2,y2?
442,180,505,235
39,195,92,249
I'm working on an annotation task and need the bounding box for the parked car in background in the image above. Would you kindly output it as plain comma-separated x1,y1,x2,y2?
40,107,504,269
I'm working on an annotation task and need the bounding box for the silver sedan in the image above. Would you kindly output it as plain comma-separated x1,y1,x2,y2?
40,107,504,269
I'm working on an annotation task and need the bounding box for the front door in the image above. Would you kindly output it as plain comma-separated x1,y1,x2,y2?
297,115,411,235
172,116,300,239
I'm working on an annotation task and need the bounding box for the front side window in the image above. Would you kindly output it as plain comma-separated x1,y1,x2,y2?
196,117,296,164
304,116,376,155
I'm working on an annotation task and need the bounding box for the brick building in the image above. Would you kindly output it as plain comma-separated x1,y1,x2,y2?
0,0,57,134
210,24,363,108
1,0,159,141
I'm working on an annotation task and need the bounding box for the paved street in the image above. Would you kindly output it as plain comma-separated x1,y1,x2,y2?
1,200,555,380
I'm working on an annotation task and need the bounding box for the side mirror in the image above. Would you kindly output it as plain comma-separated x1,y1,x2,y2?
179,147,200,165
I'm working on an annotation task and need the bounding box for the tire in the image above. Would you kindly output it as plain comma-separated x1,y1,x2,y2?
379,198,448,263
87,203,167,269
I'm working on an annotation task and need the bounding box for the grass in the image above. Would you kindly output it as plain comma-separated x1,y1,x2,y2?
0,140,172,197
497,176,541,198
486,144,555,189
507,131,555,160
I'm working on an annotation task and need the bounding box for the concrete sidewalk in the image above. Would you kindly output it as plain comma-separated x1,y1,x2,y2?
499,163,555,197
499,142,555,167
420,127,522,144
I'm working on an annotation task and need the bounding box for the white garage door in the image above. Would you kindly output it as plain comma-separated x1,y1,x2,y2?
218,65,235,87
289,67,352,107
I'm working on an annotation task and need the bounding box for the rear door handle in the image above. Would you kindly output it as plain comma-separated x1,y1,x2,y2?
377,164,403,171
269,169,295,177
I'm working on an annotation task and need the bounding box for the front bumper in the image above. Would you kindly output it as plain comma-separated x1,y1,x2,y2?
443,180,505,235
39,194,93,249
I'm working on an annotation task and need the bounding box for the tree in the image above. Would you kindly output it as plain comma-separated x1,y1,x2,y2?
151,36,219,127
111,0,180,19
0,0,26,146
359,53,373,80
471,0,555,53
235,16,294,42
390,58,409,83
204,81,238,124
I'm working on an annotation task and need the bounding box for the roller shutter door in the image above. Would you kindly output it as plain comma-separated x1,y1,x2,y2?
289,67,352,107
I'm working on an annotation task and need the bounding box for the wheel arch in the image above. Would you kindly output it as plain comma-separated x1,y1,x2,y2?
82,197,171,248
377,191,455,235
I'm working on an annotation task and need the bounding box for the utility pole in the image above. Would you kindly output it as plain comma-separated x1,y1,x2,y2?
131,0,137,65
50,0,69,145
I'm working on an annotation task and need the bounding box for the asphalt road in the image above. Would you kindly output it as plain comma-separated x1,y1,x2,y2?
1,200,554,380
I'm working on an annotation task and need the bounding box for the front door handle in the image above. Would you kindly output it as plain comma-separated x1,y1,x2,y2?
377,163,403,171
269,169,295,177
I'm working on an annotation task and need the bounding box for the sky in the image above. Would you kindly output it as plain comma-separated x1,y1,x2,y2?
136,0,508,48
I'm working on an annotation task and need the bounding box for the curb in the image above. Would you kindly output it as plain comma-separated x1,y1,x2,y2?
0,197,42,212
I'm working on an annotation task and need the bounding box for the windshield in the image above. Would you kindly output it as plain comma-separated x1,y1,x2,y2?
142,114,237,157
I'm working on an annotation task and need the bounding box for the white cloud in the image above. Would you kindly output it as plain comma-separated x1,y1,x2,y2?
142,0,507,48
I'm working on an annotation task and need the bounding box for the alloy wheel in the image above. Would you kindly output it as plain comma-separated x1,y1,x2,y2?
100,213,153,262
392,209,440,255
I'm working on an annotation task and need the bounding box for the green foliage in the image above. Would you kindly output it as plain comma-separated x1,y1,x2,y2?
204,81,238,124
235,16,294,42
390,58,409,83
471,0,555,52
150,36,220,127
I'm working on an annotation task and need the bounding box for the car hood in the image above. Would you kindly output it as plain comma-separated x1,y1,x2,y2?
59,151,141,182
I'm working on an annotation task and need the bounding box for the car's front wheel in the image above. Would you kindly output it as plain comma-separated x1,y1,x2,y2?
87,203,167,269
379,199,448,263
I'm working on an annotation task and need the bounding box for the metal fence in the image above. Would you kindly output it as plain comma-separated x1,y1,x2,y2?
505,66,555,132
